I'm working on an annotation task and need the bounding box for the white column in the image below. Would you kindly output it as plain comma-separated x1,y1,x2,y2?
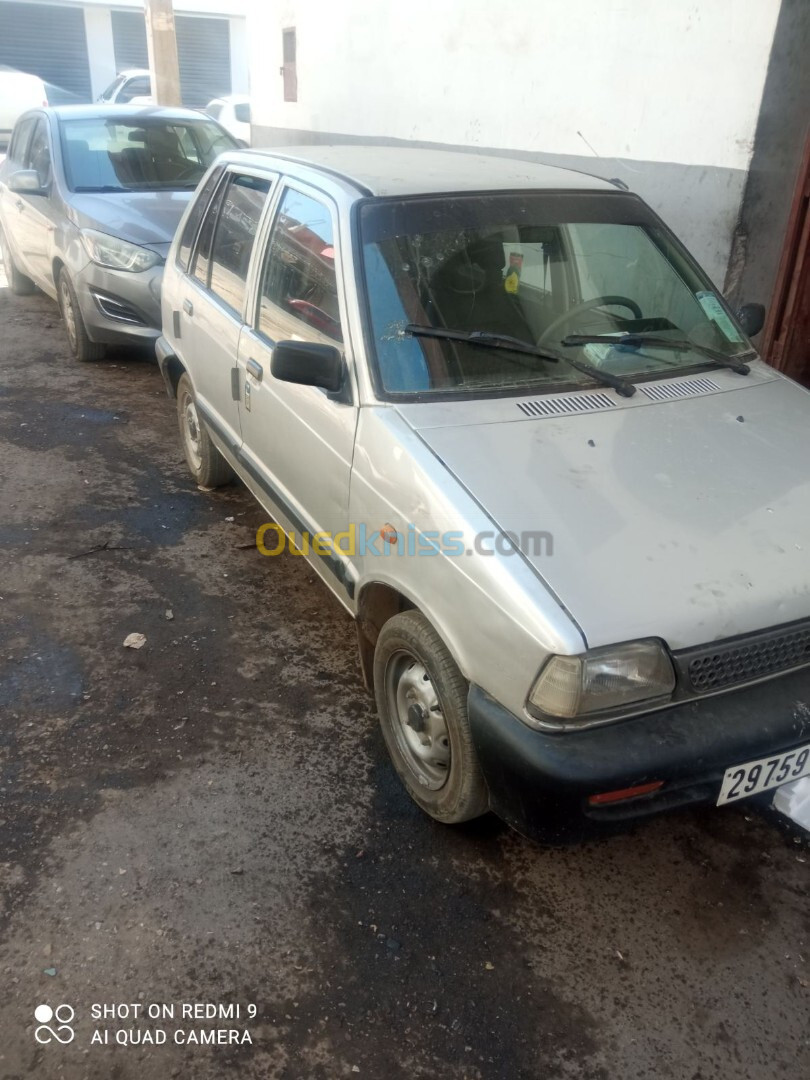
229,16,249,95
83,6,117,100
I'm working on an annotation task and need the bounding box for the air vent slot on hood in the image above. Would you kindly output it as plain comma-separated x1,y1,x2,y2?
516,391,614,418
639,376,721,402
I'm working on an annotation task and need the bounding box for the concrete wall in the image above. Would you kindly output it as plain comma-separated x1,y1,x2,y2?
248,0,783,288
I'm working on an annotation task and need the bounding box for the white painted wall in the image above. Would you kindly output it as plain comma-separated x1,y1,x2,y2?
247,0,783,286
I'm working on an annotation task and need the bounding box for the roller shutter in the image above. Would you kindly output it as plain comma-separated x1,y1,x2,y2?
111,10,231,109
111,10,148,72
0,1,91,100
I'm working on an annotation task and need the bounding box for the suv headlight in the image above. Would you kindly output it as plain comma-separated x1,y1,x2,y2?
80,229,161,272
527,639,675,726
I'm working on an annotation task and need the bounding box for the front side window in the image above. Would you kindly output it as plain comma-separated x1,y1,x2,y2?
59,117,237,193
26,119,52,187
258,187,343,344
9,116,36,164
118,76,151,102
359,193,752,398
206,173,272,315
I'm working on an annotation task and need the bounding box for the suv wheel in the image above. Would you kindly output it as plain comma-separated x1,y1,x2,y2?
176,373,234,488
374,610,489,823
58,269,105,361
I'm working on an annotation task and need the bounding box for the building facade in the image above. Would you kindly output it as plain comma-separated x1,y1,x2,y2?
247,0,809,378
0,0,248,107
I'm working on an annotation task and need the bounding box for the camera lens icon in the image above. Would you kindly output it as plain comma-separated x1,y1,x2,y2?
34,1004,75,1044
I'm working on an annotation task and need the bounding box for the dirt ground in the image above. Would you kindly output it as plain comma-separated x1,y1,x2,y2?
0,268,808,1080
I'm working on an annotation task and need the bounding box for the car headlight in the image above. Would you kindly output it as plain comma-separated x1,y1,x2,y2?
527,639,676,726
80,229,161,272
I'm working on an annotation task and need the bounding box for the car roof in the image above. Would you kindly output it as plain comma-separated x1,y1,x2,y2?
45,104,211,123
224,145,617,197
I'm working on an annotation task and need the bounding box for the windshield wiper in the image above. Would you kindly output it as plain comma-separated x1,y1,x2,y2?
561,333,752,376
404,324,637,398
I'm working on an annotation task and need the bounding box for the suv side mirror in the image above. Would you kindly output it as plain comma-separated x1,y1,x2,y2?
736,302,765,338
9,169,47,196
271,340,344,394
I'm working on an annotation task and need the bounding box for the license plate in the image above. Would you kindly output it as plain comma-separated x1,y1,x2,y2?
717,743,810,805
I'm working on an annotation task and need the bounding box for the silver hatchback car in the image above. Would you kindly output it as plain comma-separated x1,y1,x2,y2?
0,105,236,360
156,146,810,841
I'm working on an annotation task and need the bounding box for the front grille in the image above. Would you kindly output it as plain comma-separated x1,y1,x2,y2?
680,621,810,693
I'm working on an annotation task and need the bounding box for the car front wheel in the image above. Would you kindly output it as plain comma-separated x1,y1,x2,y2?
58,269,105,361
374,610,489,824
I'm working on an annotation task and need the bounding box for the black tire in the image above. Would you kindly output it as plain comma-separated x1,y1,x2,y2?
57,268,106,361
176,373,234,488
374,610,489,823
0,226,35,296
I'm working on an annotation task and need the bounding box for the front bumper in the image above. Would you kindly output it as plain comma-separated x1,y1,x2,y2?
468,667,810,842
75,261,164,346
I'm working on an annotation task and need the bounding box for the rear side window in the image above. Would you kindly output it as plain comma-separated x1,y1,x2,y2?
9,116,36,164
208,174,272,314
176,165,223,271
192,172,272,316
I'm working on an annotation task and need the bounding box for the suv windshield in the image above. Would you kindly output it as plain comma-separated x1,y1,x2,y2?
359,192,754,397
59,117,237,193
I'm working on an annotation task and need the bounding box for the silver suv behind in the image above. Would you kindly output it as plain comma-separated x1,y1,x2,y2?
156,146,810,842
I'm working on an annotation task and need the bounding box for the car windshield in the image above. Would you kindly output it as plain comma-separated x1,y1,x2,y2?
358,192,754,397
59,117,237,193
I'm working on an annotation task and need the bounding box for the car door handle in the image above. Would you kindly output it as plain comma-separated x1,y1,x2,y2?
14,199,24,211
246,358,263,382
182,299,193,316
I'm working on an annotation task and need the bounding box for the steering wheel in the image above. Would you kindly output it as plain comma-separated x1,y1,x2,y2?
538,295,643,345
173,164,203,183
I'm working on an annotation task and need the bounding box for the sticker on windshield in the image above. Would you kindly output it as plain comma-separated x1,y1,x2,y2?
696,291,744,343
504,252,523,294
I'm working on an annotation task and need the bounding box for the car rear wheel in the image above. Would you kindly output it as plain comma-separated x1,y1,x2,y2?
374,610,489,823
176,373,234,488
57,269,105,361
0,227,35,296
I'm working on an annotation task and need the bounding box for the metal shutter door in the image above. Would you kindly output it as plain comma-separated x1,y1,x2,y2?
111,10,148,71
0,1,91,99
176,16,231,109
111,11,231,109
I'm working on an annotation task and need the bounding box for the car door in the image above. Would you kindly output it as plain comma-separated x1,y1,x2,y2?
181,167,275,452
15,116,59,288
236,181,359,597
0,114,37,265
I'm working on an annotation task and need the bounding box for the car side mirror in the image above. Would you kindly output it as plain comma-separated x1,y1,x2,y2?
736,302,765,338
271,340,345,395
9,169,47,196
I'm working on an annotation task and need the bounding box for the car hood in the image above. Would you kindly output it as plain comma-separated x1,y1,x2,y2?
68,190,193,249
400,372,810,650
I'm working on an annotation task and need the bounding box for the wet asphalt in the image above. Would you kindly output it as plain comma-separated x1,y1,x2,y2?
0,272,808,1080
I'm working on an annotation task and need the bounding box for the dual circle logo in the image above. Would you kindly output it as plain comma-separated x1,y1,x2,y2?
34,1004,75,1045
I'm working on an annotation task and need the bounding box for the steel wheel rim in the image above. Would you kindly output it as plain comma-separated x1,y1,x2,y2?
180,389,202,472
385,650,450,790
60,278,78,350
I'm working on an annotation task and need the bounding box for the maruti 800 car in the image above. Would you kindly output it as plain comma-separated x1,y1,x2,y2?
154,146,810,841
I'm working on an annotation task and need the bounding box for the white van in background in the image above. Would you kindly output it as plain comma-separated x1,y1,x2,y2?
0,68,48,143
